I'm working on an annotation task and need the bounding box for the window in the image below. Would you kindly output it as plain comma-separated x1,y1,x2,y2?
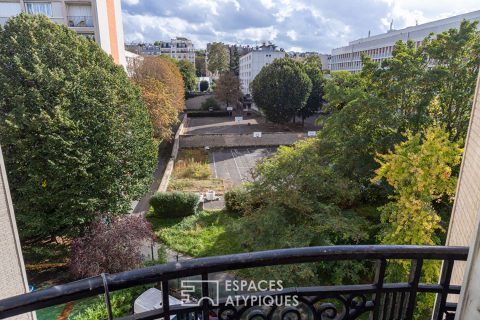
25,2,53,17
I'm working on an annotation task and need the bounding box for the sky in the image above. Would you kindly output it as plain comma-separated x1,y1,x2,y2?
121,0,480,53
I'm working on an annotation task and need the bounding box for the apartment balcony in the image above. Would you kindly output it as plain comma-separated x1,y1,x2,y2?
0,245,468,320
67,15,94,28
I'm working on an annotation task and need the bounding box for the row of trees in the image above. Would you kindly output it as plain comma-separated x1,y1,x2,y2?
251,55,325,124
229,20,480,315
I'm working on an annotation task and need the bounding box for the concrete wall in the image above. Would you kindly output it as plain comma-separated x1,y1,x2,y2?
158,116,187,192
179,132,306,149
446,72,480,287
0,146,34,320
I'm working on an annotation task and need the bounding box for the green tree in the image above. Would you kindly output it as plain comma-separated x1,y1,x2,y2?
0,14,157,241
372,126,462,317
298,57,325,125
176,59,197,92
195,50,207,77
251,58,312,124
422,20,480,140
207,42,229,75
229,46,240,75
373,127,462,247
215,72,241,108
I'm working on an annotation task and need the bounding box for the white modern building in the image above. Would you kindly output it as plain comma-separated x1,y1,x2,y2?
239,44,286,95
330,10,480,73
0,0,127,67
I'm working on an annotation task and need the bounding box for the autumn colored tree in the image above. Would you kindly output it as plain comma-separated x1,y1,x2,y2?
215,72,241,107
135,78,179,140
130,56,185,139
69,215,156,279
129,56,185,111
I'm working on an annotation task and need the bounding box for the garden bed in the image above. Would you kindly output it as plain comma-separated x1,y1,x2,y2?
168,149,224,194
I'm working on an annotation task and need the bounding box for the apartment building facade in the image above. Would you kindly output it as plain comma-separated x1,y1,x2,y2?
126,37,196,66
330,10,480,73
0,146,34,320
0,0,126,67
239,44,286,95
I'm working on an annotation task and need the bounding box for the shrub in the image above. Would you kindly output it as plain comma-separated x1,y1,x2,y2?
200,80,209,92
72,286,151,320
201,97,221,111
150,192,200,218
224,188,249,216
69,215,156,279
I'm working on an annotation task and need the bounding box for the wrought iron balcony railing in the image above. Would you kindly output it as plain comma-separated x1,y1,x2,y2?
67,16,94,28
0,245,469,320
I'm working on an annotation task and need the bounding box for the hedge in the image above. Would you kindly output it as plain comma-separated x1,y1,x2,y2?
186,111,230,117
150,192,200,218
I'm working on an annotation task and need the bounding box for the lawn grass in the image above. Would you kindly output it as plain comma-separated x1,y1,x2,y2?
148,210,243,257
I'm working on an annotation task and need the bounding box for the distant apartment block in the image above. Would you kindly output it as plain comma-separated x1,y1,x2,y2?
330,10,480,73
126,37,196,66
0,0,127,67
239,44,286,95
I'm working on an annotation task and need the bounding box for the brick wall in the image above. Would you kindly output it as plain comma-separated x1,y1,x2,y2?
0,146,34,320
446,73,480,287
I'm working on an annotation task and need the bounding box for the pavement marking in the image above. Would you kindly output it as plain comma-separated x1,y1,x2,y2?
211,151,218,178
230,149,244,181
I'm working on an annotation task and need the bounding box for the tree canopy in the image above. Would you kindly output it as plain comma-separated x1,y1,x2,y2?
251,58,312,123
0,14,157,241
215,72,241,108
176,59,197,92
207,42,229,75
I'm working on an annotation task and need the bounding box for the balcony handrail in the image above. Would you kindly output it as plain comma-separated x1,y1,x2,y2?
0,245,469,319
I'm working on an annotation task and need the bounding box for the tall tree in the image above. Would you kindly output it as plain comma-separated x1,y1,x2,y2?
215,72,241,108
251,58,312,124
176,59,197,92
0,14,157,241
134,78,179,140
422,20,480,141
195,50,207,77
207,42,229,76
229,46,240,75
129,56,185,112
298,57,325,125
372,126,462,315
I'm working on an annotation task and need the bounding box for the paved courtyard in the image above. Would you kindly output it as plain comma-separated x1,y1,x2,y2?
208,147,276,186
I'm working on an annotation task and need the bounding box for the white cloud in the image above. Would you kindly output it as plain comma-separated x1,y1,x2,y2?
121,0,480,52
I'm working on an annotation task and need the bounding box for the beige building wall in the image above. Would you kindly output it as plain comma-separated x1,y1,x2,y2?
446,72,480,286
0,146,34,320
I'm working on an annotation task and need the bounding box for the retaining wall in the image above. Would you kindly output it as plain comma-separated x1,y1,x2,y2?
179,132,307,148
158,115,187,192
